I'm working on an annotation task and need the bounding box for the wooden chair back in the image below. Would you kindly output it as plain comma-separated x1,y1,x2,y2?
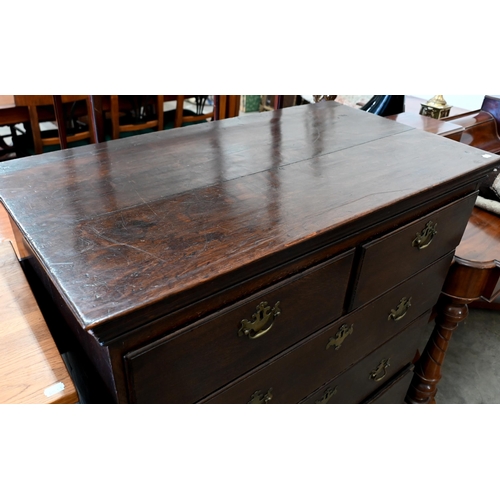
174,96,242,128
110,95,164,140
175,95,219,128
14,95,97,154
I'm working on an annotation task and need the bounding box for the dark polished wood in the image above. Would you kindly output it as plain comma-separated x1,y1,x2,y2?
364,365,414,404
2,104,491,338
407,299,468,404
200,257,451,404
1,102,498,403
300,314,430,404
406,207,500,403
386,111,464,138
447,111,500,153
405,95,500,403
127,251,354,403
442,95,500,153
350,193,478,310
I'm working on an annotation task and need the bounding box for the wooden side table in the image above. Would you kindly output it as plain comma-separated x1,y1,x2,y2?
386,111,464,141
406,208,500,404
0,241,78,404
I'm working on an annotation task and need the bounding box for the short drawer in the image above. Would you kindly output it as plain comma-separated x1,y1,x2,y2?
300,313,429,404
201,254,450,404
350,191,477,310
363,365,414,404
124,249,354,403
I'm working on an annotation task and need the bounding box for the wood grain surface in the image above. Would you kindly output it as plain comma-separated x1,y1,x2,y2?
386,111,464,137
0,241,77,403
455,207,500,265
1,102,499,341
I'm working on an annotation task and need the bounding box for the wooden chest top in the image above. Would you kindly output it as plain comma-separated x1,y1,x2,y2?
1,102,498,340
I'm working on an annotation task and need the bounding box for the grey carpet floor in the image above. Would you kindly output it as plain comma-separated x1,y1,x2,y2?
435,307,500,404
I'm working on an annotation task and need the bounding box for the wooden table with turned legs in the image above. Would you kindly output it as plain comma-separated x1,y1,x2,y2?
406,207,500,404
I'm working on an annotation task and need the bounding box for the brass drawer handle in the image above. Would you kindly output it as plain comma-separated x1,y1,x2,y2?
315,386,338,404
238,301,281,340
248,388,273,404
369,359,390,382
388,296,412,321
326,324,354,350
412,221,438,250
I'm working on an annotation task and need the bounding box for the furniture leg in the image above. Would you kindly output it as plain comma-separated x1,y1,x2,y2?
52,95,68,149
214,95,227,121
91,95,105,143
406,296,469,404
87,95,99,144
406,209,500,405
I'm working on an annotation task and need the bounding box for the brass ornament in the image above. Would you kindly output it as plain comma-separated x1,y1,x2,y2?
238,301,281,340
388,297,412,321
313,95,338,103
412,221,438,250
315,386,338,404
419,95,452,120
326,324,354,350
248,388,273,404
369,359,391,382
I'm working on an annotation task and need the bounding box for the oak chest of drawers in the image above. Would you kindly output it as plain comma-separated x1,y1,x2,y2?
1,101,498,403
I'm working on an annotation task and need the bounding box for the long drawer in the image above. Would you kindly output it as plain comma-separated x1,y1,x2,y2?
300,314,430,404
201,254,451,404
363,365,414,404
202,314,429,404
350,191,477,310
124,249,354,403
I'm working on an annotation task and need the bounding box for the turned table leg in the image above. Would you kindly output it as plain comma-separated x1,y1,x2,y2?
406,296,469,404
407,208,500,404
405,232,500,405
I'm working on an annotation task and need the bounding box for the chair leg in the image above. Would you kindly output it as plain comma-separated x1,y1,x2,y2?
157,95,164,131
274,96,285,110
110,95,120,140
52,96,68,149
227,96,240,117
28,106,44,155
174,96,184,128
86,95,99,144
213,96,227,121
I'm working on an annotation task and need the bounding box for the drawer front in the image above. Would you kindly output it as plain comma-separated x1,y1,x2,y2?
350,192,477,310
125,250,354,403
300,313,429,404
363,365,414,404
202,254,450,404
